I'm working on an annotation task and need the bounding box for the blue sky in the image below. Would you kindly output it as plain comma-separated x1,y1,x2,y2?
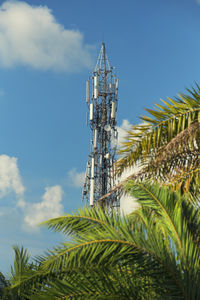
0,0,200,274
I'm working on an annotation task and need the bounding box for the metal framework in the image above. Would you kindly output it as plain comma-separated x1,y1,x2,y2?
82,43,119,207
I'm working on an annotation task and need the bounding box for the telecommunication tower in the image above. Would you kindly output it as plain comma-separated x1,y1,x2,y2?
82,43,119,207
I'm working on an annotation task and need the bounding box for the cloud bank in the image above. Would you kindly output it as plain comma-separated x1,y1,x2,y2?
0,1,93,71
24,185,63,229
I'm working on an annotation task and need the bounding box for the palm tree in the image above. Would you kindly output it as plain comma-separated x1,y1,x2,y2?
116,85,200,193
9,181,200,299
5,246,38,300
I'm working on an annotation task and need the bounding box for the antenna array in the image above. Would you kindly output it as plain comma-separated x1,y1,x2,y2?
82,43,119,207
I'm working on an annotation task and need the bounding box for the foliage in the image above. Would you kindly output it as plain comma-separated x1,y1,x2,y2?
6,85,200,298
116,85,200,192
7,182,200,299
0,272,8,299
3,246,38,300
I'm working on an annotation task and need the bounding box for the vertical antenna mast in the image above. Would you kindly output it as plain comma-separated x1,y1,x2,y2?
82,43,119,207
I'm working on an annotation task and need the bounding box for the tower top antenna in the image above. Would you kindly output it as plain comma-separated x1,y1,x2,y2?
94,42,111,72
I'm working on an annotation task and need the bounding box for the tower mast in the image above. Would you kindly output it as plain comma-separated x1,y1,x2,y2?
82,43,119,207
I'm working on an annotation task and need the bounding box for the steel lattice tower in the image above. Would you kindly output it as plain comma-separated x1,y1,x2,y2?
82,43,119,207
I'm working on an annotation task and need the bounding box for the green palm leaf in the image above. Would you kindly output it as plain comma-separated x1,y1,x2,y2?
116,85,200,192
8,182,200,299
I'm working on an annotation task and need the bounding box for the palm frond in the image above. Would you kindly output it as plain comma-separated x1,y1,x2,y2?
116,86,200,193
9,182,200,299
41,206,111,236
125,181,184,250
34,203,192,298
28,266,158,300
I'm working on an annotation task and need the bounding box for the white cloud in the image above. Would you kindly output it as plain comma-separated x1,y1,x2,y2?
0,154,25,202
119,166,141,215
0,1,93,71
117,119,133,146
24,185,63,229
118,121,152,214
0,153,63,230
115,120,145,215
67,168,85,188
120,194,139,215
195,0,200,4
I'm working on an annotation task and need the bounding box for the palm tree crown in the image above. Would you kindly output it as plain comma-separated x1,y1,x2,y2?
8,182,200,299
116,85,200,192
